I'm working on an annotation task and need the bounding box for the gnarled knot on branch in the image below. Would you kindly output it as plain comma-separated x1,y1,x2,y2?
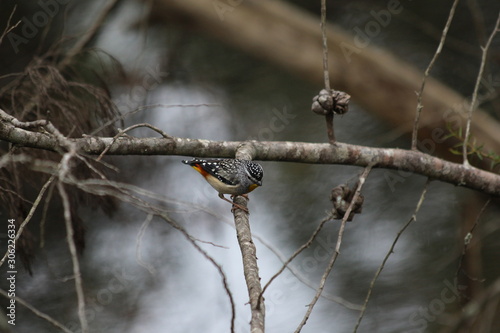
312,89,351,116
330,184,364,222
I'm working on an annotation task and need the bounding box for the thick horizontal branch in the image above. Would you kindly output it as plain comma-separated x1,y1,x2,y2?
1,121,499,196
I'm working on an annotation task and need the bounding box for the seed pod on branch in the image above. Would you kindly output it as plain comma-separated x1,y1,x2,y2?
330,184,364,222
312,89,351,116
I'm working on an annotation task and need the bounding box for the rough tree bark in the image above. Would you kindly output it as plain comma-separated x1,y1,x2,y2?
1,114,499,196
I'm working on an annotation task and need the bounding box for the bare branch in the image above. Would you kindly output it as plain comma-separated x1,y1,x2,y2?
411,0,459,150
319,0,336,144
231,144,264,332
96,122,172,161
320,0,330,92
456,198,491,280
463,12,500,166
0,175,55,268
353,178,431,332
259,215,331,305
177,194,360,309
0,6,21,47
158,213,236,333
1,112,499,196
295,165,372,333
60,176,237,333
90,103,220,136
58,180,88,333
0,289,74,333
135,214,157,275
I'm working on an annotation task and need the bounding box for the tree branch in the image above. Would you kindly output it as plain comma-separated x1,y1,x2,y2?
412,0,459,150
1,116,499,196
354,178,431,332
463,12,500,166
0,289,74,333
233,144,265,333
295,166,372,332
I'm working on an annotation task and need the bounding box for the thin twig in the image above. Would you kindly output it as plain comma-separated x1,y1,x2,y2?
353,178,431,332
320,0,330,91
0,6,21,46
0,175,55,268
411,0,459,150
40,178,57,249
325,113,335,144
254,230,362,310
67,175,358,310
320,0,336,144
136,214,157,275
160,213,236,333
96,122,172,161
148,212,236,332
456,198,491,279
0,289,74,333
258,214,332,305
81,177,357,308
463,12,500,166
58,180,88,333
294,165,372,333
64,175,237,333
90,103,220,136
44,118,89,333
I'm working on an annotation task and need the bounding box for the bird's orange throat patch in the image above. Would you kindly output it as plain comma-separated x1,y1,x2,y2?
191,164,209,178
248,184,259,192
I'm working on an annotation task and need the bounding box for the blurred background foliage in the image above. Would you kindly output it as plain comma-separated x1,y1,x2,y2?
0,0,499,332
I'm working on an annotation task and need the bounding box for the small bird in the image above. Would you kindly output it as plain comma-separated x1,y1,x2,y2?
182,158,263,212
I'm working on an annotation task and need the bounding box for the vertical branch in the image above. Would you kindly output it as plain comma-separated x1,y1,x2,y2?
233,144,265,333
411,0,459,151
455,197,491,305
0,175,55,268
294,165,372,333
0,6,21,46
320,0,335,144
58,180,88,333
353,179,431,332
463,12,500,166
135,214,157,275
258,215,331,305
320,0,330,91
